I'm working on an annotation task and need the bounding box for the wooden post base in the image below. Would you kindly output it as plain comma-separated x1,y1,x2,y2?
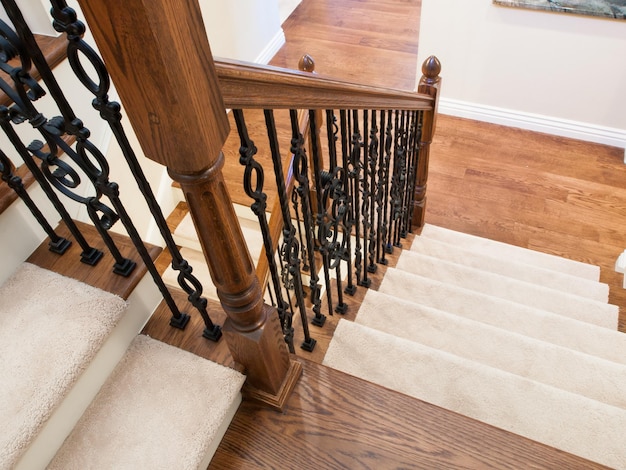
412,197,427,229
243,359,303,412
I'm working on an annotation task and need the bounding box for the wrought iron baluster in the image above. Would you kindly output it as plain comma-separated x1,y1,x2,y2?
48,0,229,335
360,110,371,287
308,109,334,316
321,109,347,313
367,109,378,274
0,148,70,254
380,109,393,262
375,110,387,265
387,110,401,252
233,109,293,352
0,109,103,264
266,109,314,351
0,2,201,331
30,131,136,276
398,111,412,244
405,111,423,233
348,110,364,288
401,110,414,236
290,187,309,272
289,109,325,328
339,109,356,295
393,110,407,248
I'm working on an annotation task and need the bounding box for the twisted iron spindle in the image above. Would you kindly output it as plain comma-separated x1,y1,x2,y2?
339,109,356,295
0,148,71,254
367,109,378,275
266,109,314,351
233,109,293,352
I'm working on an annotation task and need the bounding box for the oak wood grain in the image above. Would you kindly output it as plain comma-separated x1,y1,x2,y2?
209,358,607,470
27,220,161,299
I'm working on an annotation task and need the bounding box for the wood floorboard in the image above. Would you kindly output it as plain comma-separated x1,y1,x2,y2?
27,220,161,299
163,0,626,466
209,358,607,470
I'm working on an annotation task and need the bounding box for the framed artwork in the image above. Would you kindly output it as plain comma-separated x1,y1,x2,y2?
493,0,626,19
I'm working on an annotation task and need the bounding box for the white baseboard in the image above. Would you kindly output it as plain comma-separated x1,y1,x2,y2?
439,98,626,161
255,28,286,65
615,251,626,289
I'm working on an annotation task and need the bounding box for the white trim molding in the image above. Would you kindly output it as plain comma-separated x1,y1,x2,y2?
255,29,286,65
439,98,626,161
615,250,626,289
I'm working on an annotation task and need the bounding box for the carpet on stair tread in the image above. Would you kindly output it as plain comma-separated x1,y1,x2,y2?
410,235,609,302
324,319,626,469
379,267,617,330
395,251,618,327
357,289,626,409
49,335,245,469
420,224,600,281
0,263,128,470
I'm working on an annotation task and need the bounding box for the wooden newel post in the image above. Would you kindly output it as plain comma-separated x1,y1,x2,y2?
412,55,442,229
78,0,301,409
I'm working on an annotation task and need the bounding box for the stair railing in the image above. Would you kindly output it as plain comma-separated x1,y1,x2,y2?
0,0,224,338
74,0,439,409
214,56,441,353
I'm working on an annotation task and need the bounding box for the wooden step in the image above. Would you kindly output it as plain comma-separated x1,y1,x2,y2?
209,358,606,469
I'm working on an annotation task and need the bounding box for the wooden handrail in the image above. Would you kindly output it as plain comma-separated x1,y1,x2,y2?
215,58,434,111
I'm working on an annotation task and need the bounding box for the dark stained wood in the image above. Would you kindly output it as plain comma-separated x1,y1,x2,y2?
27,220,161,299
412,56,441,228
76,0,230,173
209,358,607,470
142,287,238,371
216,58,433,111
79,0,299,408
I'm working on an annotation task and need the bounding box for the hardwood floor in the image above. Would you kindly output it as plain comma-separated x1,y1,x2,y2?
271,0,421,91
426,116,626,331
209,359,605,470
45,0,623,467
207,0,626,467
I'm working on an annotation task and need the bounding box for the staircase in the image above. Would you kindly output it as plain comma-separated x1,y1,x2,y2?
324,224,626,469
0,226,245,469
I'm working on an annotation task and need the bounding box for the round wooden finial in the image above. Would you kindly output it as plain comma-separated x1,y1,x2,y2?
298,54,316,73
421,55,441,80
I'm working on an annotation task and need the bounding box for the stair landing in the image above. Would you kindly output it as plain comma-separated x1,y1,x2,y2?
209,358,606,469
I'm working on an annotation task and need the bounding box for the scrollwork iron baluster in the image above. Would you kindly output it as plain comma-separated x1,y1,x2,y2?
308,109,334,316
380,110,393,261
348,110,364,287
47,0,230,335
266,109,314,351
0,147,70,254
367,110,378,275
360,110,371,287
233,109,294,352
290,109,325,328
339,109,356,295
375,110,388,265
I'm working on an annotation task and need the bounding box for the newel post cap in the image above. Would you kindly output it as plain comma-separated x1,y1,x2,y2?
421,55,441,84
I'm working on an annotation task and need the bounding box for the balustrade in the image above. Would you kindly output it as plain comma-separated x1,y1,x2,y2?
0,0,440,409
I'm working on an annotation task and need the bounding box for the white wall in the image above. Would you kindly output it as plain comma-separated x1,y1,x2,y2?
418,0,626,148
200,0,285,63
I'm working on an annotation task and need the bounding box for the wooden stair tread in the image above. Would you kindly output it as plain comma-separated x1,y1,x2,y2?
27,220,161,300
210,358,605,469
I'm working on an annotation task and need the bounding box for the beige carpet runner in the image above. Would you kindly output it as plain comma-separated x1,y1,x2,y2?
0,263,245,469
324,225,626,469
49,335,245,469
